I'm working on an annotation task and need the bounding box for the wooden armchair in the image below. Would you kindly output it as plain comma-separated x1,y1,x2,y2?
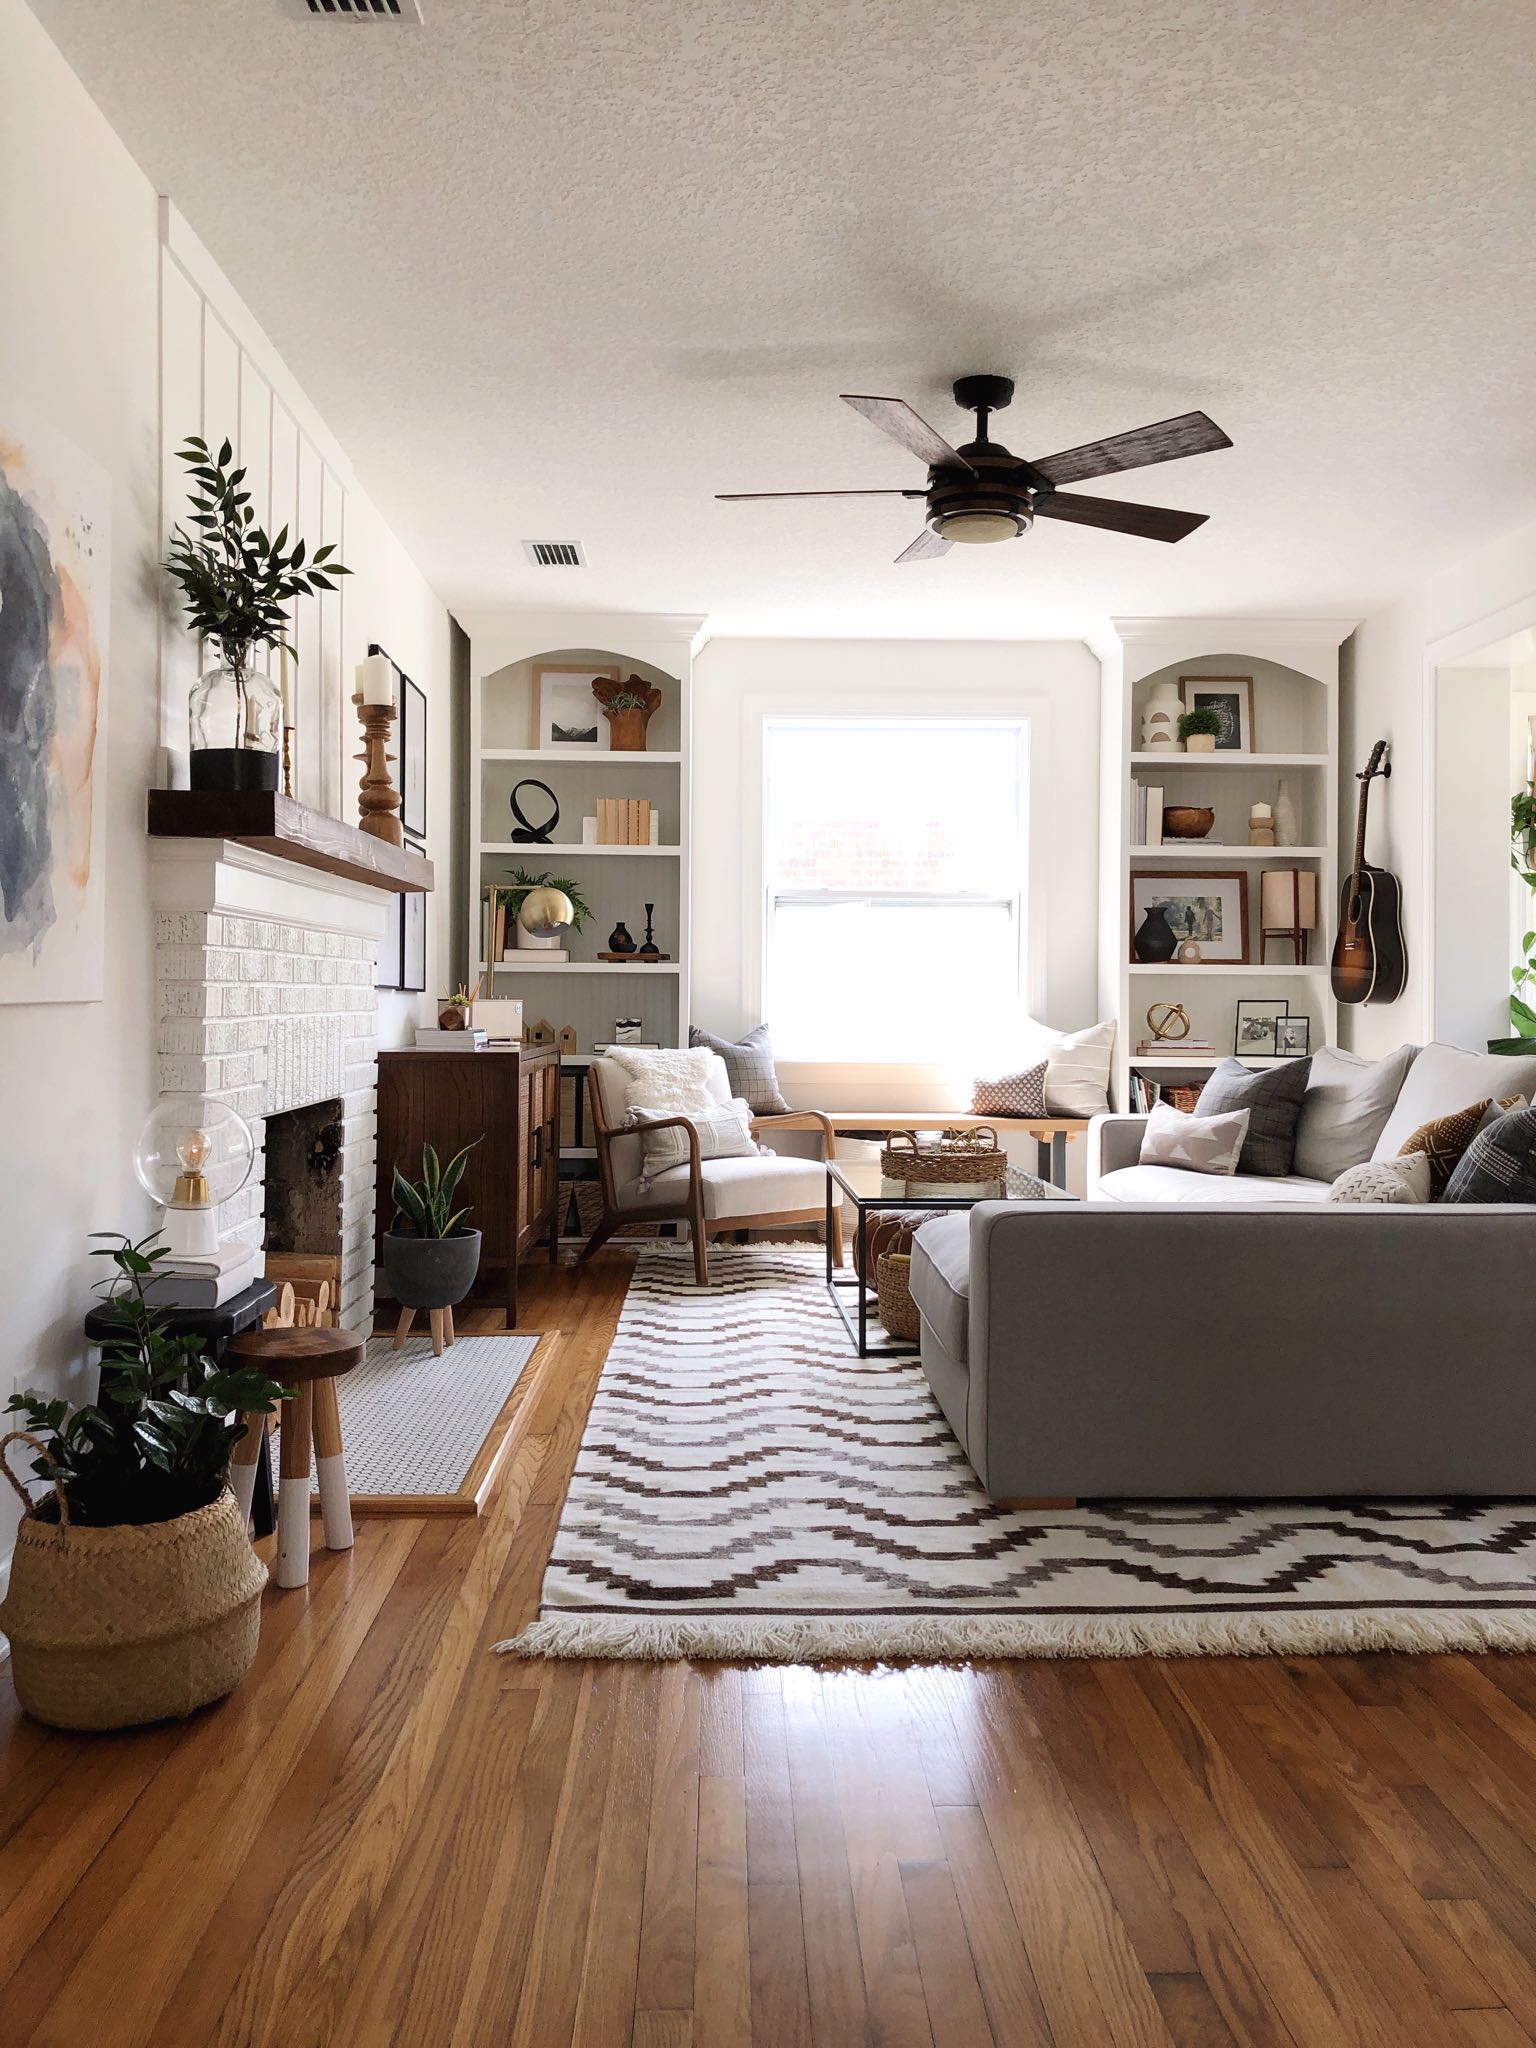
579,1054,844,1285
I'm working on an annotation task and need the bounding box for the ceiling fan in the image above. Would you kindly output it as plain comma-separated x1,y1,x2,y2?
718,374,1232,562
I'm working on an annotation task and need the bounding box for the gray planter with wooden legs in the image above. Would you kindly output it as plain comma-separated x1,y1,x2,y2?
383,1227,482,1357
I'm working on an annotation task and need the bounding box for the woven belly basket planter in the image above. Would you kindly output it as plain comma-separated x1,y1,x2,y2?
0,1432,267,1732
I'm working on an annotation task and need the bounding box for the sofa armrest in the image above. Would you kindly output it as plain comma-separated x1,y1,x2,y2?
1086,1112,1147,1188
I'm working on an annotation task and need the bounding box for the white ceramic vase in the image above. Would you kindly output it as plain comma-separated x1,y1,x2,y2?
1140,682,1183,750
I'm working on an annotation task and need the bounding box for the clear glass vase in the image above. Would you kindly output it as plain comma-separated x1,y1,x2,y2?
188,661,282,791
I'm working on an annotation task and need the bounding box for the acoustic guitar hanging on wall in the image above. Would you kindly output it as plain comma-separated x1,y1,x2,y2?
1330,740,1408,1005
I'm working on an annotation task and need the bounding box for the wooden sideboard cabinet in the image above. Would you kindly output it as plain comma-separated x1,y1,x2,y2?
376,1045,559,1327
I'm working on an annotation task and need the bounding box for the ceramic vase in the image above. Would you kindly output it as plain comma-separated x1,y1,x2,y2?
1133,905,1178,963
1274,779,1298,847
1140,682,1183,750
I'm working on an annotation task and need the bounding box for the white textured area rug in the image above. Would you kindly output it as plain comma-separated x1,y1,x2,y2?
498,1245,1536,1664
307,1331,540,1501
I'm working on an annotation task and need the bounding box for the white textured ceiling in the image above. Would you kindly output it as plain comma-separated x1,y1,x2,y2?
28,0,1536,637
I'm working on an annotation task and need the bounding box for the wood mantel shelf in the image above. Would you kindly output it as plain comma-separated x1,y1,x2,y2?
148,790,434,894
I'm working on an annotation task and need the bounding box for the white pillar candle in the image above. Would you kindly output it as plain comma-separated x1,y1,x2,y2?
357,653,395,705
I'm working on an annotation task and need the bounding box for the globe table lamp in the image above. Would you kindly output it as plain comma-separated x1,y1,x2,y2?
515,885,575,954
134,1097,256,1257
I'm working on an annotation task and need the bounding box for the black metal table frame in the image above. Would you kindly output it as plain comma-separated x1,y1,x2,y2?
822,1167,1006,1359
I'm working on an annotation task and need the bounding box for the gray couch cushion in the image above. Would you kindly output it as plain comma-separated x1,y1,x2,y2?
909,1211,971,1364
1294,1044,1417,1181
1195,1056,1312,1176
1443,1105,1536,1203
1096,1164,1330,1205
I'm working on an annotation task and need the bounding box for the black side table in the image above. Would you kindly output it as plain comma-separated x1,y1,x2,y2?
83,1279,279,1537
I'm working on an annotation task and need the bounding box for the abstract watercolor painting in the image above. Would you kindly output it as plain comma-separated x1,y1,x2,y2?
0,409,109,1004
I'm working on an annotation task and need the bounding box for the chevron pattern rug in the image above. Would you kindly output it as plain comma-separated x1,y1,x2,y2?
499,1244,1536,1663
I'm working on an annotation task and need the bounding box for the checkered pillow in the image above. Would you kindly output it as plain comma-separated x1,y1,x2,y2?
971,1060,1048,1116
688,1023,790,1114
1195,1056,1311,1176
1442,1104,1536,1203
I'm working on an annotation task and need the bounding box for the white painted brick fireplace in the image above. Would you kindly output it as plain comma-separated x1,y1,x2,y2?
149,840,394,1331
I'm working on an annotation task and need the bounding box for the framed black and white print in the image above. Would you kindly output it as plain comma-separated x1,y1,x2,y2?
399,880,427,993
1180,675,1255,752
1275,1014,1311,1058
398,674,427,840
375,892,404,991
1233,998,1287,1055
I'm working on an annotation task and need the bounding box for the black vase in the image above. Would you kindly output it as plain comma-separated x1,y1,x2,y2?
607,921,636,954
1134,904,1178,963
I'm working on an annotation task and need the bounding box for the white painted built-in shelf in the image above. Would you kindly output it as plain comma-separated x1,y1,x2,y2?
1132,1053,1296,1069
1130,751,1329,769
480,748,684,766
481,959,682,976
1128,844,1327,860
478,841,681,857
1128,962,1328,978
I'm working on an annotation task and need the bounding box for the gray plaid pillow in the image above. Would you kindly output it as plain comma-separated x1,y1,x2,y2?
1195,1056,1312,1176
1442,1105,1536,1203
688,1022,790,1114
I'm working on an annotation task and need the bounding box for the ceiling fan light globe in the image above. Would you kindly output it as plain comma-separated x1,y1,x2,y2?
937,510,1021,545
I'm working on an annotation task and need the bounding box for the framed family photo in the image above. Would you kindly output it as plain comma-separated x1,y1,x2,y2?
1234,998,1287,1054
1131,870,1251,963
532,664,620,751
1180,675,1255,752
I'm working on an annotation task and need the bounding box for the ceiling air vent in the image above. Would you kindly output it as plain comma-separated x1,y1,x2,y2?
281,0,424,20
522,540,588,568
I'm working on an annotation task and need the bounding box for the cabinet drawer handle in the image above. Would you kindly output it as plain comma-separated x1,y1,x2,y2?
532,1128,543,1169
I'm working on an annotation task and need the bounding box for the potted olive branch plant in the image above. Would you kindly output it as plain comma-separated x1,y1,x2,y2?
1178,706,1224,753
164,435,350,792
1492,788,1536,1052
383,1142,484,1348
0,1233,286,1730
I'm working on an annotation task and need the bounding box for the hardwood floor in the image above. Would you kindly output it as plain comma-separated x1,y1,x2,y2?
5,1251,1536,2045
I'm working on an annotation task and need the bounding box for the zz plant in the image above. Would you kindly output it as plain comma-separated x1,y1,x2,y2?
391,1141,481,1240
5,1234,285,1528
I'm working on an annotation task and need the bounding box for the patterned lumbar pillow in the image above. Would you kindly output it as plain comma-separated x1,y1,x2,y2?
1195,1056,1312,1176
1442,1104,1536,1204
1043,1020,1116,1116
1328,1155,1432,1205
688,1022,791,1114
1138,1100,1250,1175
971,1059,1048,1116
1396,1097,1496,1198
633,1098,762,1186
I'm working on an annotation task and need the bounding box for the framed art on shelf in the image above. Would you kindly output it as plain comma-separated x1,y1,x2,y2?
1180,675,1255,752
532,664,620,751
399,877,427,993
1275,1014,1311,1058
1130,870,1251,963
1234,998,1287,1054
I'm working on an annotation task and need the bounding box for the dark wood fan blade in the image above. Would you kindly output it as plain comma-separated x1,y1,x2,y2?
1032,411,1231,487
894,528,954,563
841,395,975,473
1032,492,1208,543
715,488,926,500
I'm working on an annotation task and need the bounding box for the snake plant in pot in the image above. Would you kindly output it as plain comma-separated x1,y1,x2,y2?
383,1140,484,1313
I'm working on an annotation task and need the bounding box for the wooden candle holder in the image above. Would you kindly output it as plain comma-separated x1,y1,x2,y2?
353,695,404,847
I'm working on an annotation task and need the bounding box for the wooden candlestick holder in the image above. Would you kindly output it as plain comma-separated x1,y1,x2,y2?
281,725,295,799
353,695,404,847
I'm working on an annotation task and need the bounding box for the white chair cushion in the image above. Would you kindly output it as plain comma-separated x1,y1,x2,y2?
1095,1164,1332,1206
640,1152,831,1221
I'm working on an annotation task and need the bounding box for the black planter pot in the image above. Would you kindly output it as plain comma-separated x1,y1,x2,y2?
190,747,280,792
382,1228,482,1309
1134,904,1178,963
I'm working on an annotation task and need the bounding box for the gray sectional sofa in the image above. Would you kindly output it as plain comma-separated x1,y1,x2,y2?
908,1041,1536,1500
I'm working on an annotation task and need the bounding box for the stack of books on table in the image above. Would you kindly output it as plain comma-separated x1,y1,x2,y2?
1135,1038,1215,1057
142,1240,265,1309
414,1026,489,1050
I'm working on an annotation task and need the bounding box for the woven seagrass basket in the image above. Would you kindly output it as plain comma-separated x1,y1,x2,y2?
0,1432,267,1732
879,1127,1007,1188
875,1252,922,1340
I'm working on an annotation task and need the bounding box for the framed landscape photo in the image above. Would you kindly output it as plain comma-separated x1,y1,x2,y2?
533,664,620,751
1130,870,1251,963
1234,998,1287,1055
1181,675,1255,752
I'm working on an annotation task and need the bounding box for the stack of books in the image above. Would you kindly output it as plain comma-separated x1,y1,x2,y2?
591,798,659,846
414,1025,489,1050
1132,782,1164,846
143,1240,265,1309
1135,1037,1215,1056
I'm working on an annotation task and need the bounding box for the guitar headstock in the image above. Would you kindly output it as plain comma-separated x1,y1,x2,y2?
1358,739,1391,783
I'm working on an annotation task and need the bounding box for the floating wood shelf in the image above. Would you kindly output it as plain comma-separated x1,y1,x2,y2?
147,790,434,894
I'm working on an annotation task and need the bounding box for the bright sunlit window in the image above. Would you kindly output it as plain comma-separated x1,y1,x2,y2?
763,718,1029,1061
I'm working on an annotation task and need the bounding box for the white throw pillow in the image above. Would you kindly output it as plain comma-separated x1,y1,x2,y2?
1327,1154,1432,1205
1044,1020,1116,1117
1372,1042,1536,1161
608,1045,723,1118
633,1098,762,1185
1293,1044,1417,1182
1138,1100,1250,1175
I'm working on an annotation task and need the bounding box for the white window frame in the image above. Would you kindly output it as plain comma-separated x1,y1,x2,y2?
743,693,1050,1086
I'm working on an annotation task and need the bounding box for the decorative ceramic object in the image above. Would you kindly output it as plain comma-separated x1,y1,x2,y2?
1162,805,1216,840
1175,938,1203,963
1140,681,1183,750
1274,778,1298,847
1134,905,1178,963
509,778,559,845
637,903,661,959
607,921,637,954
1184,731,1217,753
614,1018,644,1043
437,1003,469,1030
1248,802,1276,847
1146,1001,1192,1042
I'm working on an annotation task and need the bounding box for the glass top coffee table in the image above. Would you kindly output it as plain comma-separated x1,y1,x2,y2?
824,1155,1076,1356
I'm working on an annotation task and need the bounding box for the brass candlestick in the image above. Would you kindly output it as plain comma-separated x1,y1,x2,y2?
353,694,404,846
281,724,295,799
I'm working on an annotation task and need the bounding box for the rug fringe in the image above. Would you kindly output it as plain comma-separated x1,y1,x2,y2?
495,1607,1536,1666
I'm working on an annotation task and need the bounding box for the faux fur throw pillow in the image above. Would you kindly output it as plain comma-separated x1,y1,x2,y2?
606,1046,722,1119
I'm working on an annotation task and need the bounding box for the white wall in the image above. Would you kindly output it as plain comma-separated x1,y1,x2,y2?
1342,514,1536,1056
0,0,452,1570
690,636,1100,1108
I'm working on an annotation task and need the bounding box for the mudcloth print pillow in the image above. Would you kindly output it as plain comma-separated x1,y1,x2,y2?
1396,1098,1493,1198
1442,1105,1536,1204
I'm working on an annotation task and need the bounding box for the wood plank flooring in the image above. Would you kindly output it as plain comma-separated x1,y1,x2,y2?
5,1250,1536,2045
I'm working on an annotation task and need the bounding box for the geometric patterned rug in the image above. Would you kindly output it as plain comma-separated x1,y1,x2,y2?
498,1244,1536,1662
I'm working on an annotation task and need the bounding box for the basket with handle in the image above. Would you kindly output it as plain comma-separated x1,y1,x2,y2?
879,1126,1008,1188
0,1430,267,1732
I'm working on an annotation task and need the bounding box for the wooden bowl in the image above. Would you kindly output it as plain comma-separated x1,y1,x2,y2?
1161,805,1216,841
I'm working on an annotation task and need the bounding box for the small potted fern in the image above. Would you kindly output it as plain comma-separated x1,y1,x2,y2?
1178,706,1224,753
383,1141,483,1338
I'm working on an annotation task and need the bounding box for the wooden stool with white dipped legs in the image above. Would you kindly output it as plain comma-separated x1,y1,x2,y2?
226,1323,365,1590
